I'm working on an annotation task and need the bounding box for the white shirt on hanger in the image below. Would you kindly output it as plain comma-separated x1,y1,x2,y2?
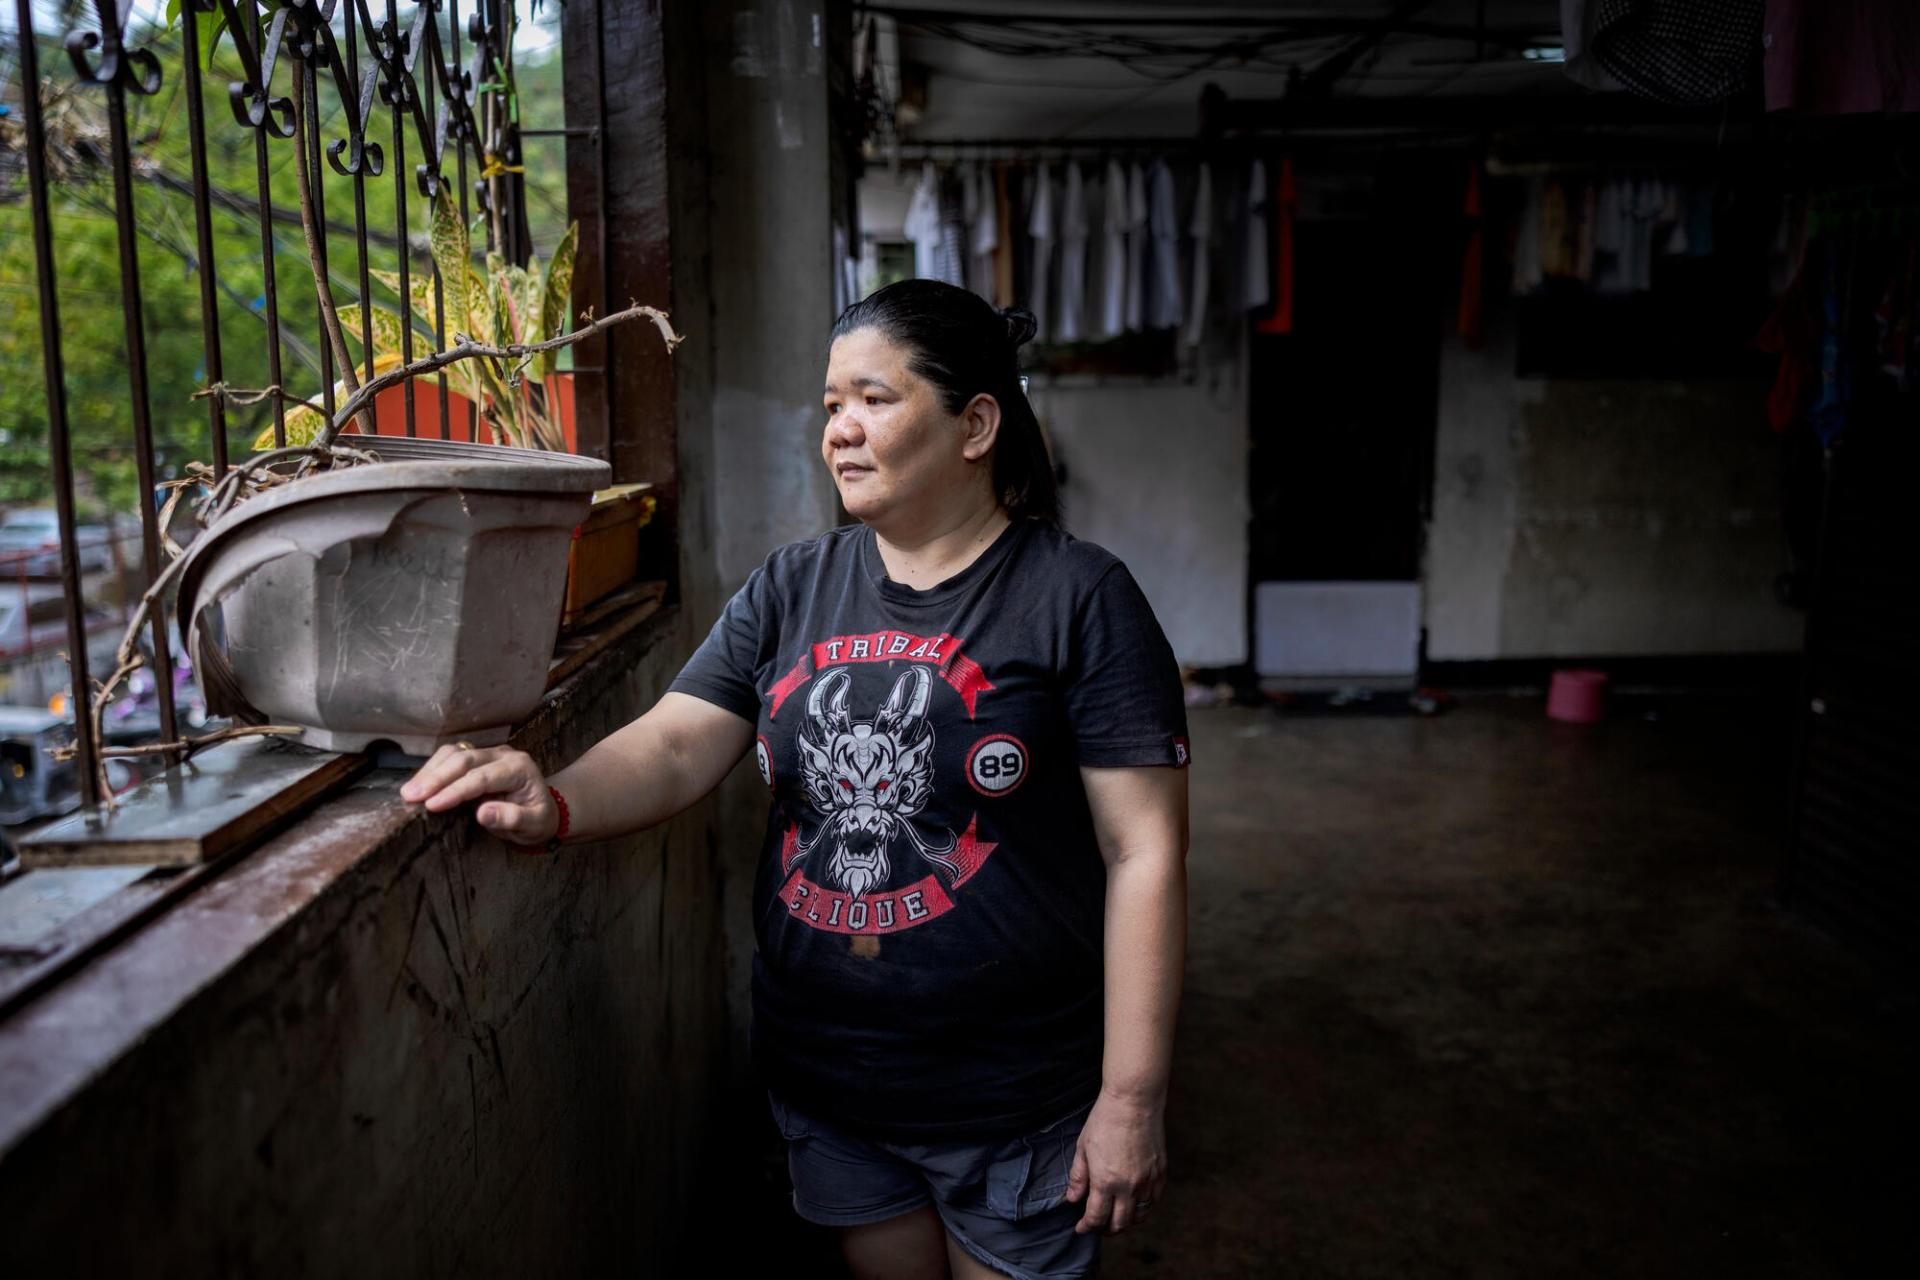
1183,163,1214,346
1243,158,1271,312
904,161,943,281
1057,162,1089,343
1147,159,1183,331
1027,162,1057,341
1099,158,1129,338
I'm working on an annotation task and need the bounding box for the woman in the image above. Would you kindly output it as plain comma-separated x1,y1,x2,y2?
402,279,1190,1280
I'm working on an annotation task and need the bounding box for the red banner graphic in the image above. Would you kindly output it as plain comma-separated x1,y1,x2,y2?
766,630,996,718
777,868,956,934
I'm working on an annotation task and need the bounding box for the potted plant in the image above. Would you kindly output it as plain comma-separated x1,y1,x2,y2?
256,193,655,630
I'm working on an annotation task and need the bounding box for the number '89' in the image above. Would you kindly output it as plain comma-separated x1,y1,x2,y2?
968,737,1028,795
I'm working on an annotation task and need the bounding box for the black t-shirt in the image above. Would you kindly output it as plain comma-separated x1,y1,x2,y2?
670,518,1188,1141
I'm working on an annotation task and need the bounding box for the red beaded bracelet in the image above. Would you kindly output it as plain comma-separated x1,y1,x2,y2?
516,785,569,856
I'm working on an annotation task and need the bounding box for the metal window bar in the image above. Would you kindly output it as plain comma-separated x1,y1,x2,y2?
6,0,541,812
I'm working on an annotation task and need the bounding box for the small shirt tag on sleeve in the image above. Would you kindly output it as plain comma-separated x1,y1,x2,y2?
1173,736,1191,768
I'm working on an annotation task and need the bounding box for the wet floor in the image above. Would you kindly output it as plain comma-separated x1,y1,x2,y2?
1106,698,1914,1279
732,696,1915,1277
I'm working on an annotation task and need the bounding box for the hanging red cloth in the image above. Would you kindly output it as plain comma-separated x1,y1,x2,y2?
1256,155,1296,334
1457,158,1485,349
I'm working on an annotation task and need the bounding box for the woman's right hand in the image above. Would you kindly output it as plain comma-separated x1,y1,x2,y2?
399,743,559,846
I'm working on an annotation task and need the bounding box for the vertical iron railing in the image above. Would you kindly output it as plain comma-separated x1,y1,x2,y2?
6,0,543,808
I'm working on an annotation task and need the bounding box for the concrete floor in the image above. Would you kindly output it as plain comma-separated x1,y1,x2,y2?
1105,699,1914,1279
738,698,1916,1277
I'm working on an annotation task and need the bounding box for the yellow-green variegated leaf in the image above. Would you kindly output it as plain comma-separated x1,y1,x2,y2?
539,223,578,379
429,190,471,336
335,304,410,366
514,257,544,353
251,400,327,450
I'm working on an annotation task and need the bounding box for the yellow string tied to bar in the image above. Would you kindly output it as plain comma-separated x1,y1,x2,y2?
480,153,526,180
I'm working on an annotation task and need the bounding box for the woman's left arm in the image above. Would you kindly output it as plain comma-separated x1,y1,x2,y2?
1065,763,1190,1237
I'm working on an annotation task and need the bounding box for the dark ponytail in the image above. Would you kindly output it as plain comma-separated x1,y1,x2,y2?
830,279,1062,525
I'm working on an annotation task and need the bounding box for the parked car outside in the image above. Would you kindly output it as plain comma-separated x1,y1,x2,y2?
0,508,126,577
0,588,120,662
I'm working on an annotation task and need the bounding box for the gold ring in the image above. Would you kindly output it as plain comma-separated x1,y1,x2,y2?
454,740,476,752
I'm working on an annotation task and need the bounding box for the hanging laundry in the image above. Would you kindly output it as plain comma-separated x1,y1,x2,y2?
1512,175,1545,293
1123,162,1149,331
1010,166,1032,309
1808,240,1850,445
1574,180,1598,282
936,168,967,287
1754,247,1820,433
992,163,1015,307
1683,183,1715,258
1457,159,1485,348
1242,158,1270,312
1763,0,1920,116
1146,160,1183,331
1874,241,1914,389
1057,162,1089,343
1589,176,1628,293
1656,179,1687,255
1767,193,1808,296
1624,176,1661,292
1539,179,1576,279
1256,155,1296,334
1183,163,1214,348
965,163,999,300
1027,162,1057,341
904,162,944,281
1098,158,1129,338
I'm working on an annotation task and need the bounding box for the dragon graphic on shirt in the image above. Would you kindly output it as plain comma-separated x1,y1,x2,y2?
794,665,959,900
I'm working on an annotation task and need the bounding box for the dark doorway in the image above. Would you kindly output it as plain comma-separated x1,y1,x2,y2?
1247,158,1451,585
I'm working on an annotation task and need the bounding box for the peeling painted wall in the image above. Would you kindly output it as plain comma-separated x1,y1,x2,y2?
1425,320,1803,661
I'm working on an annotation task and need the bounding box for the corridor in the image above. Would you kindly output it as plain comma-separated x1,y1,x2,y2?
1098,698,1911,1278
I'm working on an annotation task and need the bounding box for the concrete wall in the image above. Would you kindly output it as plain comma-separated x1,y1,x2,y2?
674,0,846,1073
696,0,844,600
1425,318,1803,661
1031,360,1250,669
0,618,727,1275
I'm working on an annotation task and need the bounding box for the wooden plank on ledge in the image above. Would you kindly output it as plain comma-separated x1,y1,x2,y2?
547,582,667,691
17,738,368,869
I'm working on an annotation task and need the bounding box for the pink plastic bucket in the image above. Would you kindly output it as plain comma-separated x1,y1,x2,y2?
1546,668,1608,724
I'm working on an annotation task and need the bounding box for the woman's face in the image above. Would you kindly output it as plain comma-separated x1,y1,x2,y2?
822,327,990,527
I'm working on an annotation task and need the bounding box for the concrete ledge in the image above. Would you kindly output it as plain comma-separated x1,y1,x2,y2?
0,605,732,1274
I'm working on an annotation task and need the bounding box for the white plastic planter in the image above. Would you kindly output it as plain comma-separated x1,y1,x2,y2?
176,438,610,755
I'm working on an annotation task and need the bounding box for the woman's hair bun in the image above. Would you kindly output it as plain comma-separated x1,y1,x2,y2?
999,306,1038,351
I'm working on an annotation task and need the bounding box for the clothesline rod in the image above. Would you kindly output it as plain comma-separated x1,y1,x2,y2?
880,136,1205,154
855,3,1547,49
877,132,1461,160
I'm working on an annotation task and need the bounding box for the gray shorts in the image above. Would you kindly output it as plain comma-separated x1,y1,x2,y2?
767,1091,1101,1280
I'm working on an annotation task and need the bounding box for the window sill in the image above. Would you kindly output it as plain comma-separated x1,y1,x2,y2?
0,600,681,1157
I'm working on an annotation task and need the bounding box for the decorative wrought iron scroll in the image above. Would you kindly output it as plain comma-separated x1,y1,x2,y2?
10,0,530,807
